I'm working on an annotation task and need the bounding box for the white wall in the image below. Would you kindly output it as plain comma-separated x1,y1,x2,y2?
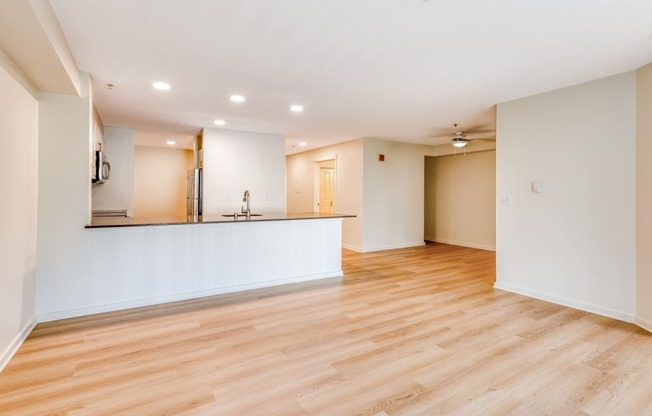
496,72,637,322
0,54,38,371
286,139,364,250
425,150,496,250
36,72,93,317
637,63,652,332
91,126,134,215
202,128,286,215
133,146,193,217
362,138,429,252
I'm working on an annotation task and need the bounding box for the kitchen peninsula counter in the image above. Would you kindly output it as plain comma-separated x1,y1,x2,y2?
41,212,354,322
86,212,355,228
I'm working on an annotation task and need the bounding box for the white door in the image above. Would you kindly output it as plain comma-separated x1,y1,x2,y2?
318,165,335,214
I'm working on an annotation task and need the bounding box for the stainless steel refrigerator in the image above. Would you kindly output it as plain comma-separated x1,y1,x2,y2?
187,168,202,219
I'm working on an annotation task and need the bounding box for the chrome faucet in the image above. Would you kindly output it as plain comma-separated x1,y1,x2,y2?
241,190,251,218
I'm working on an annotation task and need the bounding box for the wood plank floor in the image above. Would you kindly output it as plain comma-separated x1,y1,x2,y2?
1,243,652,415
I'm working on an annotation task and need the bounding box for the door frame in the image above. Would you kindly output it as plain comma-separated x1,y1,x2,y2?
313,156,337,212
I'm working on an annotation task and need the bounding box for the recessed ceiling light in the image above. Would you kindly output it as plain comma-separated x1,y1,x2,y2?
214,119,226,126
230,95,245,103
298,141,307,146
153,81,171,90
166,140,176,145
290,105,304,112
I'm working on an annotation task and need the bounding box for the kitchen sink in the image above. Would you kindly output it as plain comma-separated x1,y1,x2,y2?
221,213,262,218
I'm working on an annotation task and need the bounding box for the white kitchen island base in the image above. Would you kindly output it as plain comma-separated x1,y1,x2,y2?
37,216,347,321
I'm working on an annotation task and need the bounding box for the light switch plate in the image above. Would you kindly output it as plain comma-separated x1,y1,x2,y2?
531,182,543,193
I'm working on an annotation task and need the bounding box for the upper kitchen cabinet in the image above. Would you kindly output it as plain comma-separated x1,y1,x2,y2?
91,127,134,217
91,119,103,178
195,130,204,169
92,120,103,151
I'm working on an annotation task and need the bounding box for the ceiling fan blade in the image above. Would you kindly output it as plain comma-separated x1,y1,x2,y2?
431,122,495,139
468,138,496,142
430,129,462,139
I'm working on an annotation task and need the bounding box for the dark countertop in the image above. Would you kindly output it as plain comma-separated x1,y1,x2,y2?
86,212,356,229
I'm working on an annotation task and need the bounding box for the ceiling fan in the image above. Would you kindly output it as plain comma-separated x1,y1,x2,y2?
434,124,496,148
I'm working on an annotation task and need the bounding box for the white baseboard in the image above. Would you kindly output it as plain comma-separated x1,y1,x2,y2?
343,242,425,253
493,282,636,323
1,317,37,373
342,244,363,252
636,316,652,333
358,241,426,253
425,237,495,252
38,271,343,322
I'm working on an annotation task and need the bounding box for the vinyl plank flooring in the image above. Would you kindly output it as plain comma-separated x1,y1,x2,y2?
1,243,651,415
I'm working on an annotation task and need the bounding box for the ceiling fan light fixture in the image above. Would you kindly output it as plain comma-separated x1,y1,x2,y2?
451,137,468,148
152,81,171,90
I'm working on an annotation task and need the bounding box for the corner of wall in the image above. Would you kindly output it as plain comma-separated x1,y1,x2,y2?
0,49,38,98
636,317,652,334
28,0,81,94
636,62,652,331
0,318,36,373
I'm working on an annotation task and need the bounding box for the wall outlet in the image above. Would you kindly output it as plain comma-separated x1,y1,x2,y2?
265,194,272,200
500,195,512,205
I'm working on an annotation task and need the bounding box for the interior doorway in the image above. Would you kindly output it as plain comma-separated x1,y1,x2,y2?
424,151,496,250
315,159,336,213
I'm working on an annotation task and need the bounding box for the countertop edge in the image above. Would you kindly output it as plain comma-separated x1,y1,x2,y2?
85,213,356,229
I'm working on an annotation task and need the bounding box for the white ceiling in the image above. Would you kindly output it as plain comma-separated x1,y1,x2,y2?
49,0,652,153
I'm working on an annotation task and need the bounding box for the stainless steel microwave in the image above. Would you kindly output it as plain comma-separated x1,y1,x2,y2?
92,150,111,184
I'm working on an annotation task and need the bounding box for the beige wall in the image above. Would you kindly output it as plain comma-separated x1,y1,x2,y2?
287,139,363,250
425,150,496,250
362,138,430,252
496,72,637,322
0,53,38,370
288,138,430,252
637,63,652,331
133,146,193,217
